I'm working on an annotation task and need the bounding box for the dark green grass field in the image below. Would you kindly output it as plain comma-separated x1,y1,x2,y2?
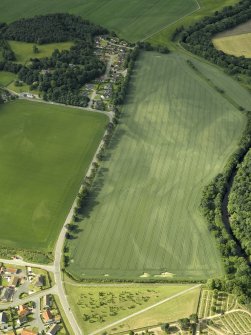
0,71,16,87
67,52,249,281
0,0,197,42
8,41,74,64
0,100,107,252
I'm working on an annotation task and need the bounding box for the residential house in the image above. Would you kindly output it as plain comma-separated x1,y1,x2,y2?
0,311,8,330
54,314,61,323
35,275,44,287
0,287,15,302
43,295,51,308
17,315,28,326
46,323,60,335
42,309,53,324
5,268,18,275
9,276,19,287
21,329,38,335
18,304,30,318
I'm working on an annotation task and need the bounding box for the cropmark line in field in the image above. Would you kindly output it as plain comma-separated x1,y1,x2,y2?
89,284,201,335
141,0,200,41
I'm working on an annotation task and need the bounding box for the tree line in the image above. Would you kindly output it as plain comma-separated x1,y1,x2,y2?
228,148,251,257
0,14,108,107
200,113,251,303
113,46,139,106
181,0,251,77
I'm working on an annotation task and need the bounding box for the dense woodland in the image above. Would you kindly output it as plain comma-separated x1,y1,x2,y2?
228,149,251,257
0,14,108,106
181,0,251,77
200,113,251,303
0,13,106,43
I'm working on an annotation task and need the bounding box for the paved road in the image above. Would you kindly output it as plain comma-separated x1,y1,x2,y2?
19,96,114,122
51,100,114,335
0,258,54,272
0,286,56,309
89,284,202,335
32,296,45,332
53,202,83,335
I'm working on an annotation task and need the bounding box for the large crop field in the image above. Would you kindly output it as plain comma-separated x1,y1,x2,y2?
0,0,198,42
0,100,107,253
67,52,248,280
213,33,251,58
8,41,74,64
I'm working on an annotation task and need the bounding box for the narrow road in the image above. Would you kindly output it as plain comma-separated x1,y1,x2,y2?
0,286,56,309
88,90,97,108
0,258,54,272
52,104,114,334
53,202,83,335
89,284,201,335
19,96,114,122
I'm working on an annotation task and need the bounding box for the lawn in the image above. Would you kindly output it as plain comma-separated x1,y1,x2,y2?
8,40,74,64
0,100,107,254
106,286,201,333
7,80,35,94
213,33,251,58
0,71,16,87
64,281,195,334
0,0,197,42
67,52,248,281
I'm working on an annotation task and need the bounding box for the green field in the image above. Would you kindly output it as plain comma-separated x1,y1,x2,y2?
0,71,16,87
7,80,34,94
0,100,107,253
67,51,248,280
64,281,195,333
147,0,240,47
8,40,74,64
213,33,251,58
0,0,197,42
